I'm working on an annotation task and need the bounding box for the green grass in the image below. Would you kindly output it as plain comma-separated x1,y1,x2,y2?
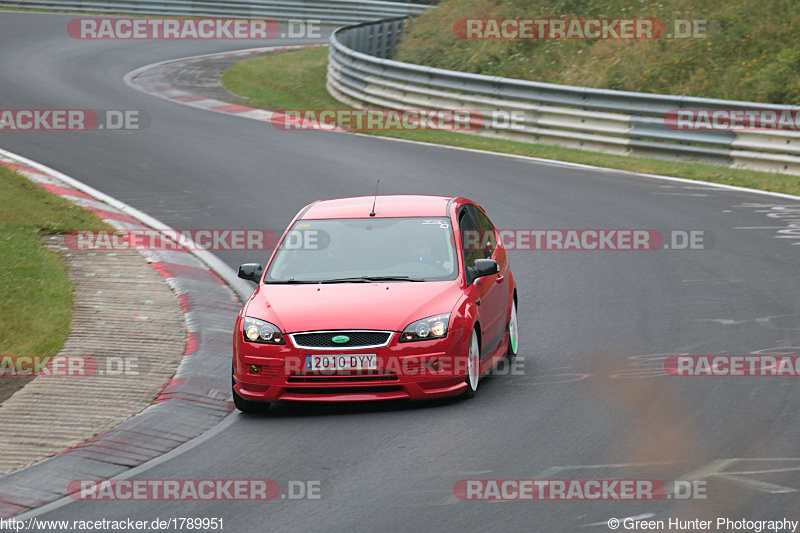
222,46,800,196
223,46,340,110
396,0,800,105
0,165,110,356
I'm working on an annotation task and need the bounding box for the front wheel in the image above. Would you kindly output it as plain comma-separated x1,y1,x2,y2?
232,371,270,413
463,329,480,399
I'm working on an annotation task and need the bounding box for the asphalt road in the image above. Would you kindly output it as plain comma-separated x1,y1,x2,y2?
2,11,800,532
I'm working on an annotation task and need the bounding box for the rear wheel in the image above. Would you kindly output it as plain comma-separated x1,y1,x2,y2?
463,329,480,399
506,300,518,359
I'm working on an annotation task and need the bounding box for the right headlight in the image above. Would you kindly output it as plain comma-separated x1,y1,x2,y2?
400,313,451,342
243,317,285,344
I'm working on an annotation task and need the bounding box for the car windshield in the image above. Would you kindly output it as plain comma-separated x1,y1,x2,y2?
265,217,458,282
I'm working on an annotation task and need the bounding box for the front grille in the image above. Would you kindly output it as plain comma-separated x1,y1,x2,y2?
288,372,398,383
291,331,392,349
285,386,403,395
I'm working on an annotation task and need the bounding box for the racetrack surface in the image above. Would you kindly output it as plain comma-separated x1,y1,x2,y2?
2,12,800,532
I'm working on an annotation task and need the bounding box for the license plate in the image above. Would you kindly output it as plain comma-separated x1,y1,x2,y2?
305,354,378,372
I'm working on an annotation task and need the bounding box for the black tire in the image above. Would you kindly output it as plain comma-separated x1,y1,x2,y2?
232,370,270,413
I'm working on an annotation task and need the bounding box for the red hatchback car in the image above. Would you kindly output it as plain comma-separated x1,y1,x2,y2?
232,195,518,412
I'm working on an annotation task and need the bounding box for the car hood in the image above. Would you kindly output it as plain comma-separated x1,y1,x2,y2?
246,282,463,333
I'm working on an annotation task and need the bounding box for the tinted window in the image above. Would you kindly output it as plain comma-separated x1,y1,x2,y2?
471,206,497,259
459,209,485,271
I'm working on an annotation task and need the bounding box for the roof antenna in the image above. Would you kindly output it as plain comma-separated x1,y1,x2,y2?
369,180,379,217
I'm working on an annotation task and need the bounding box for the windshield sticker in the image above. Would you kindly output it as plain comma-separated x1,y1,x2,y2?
422,219,450,229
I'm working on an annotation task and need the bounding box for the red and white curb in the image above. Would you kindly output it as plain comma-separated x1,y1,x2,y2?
0,148,249,517
124,44,341,130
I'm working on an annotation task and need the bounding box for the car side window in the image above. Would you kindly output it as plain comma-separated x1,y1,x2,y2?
459,209,484,272
468,205,497,259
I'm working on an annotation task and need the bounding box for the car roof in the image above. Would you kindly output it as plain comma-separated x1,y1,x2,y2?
301,195,456,219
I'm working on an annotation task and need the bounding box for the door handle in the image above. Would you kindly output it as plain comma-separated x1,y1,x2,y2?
496,274,505,283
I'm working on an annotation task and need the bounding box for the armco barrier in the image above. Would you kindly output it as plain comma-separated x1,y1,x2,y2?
327,18,800,175
0,0,429,25
5,1,797,175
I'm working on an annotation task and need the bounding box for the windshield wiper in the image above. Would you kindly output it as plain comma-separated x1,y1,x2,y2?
317,277,370,283
362,276,425,282
264,279,328,284
357,275,425,282
317,276,425,283
268,276,426,284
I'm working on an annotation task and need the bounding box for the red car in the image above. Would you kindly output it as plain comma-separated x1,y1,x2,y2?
232,195,518,411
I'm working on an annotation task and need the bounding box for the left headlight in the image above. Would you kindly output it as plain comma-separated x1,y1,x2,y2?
400,313,451,342
243,316,285,344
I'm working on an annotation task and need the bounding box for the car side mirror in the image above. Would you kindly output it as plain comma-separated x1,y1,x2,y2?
238,263,263,283
467,258,498,284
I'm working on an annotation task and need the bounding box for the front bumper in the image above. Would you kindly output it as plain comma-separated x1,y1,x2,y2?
233,330,470,403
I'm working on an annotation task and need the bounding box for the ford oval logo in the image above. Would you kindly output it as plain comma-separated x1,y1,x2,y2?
332,335,350,344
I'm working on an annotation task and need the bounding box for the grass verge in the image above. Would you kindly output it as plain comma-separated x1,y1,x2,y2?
0,165,110,358
222,46,800,196
395,0,800,105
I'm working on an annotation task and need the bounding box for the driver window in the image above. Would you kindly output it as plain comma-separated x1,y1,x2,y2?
459,210,484,270
468,205,497,259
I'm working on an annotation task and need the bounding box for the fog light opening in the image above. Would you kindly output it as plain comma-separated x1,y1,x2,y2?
249,365,260,374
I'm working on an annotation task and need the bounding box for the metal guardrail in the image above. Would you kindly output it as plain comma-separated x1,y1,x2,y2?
0,0,429,24
7,1,796,174
328,18,800,175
